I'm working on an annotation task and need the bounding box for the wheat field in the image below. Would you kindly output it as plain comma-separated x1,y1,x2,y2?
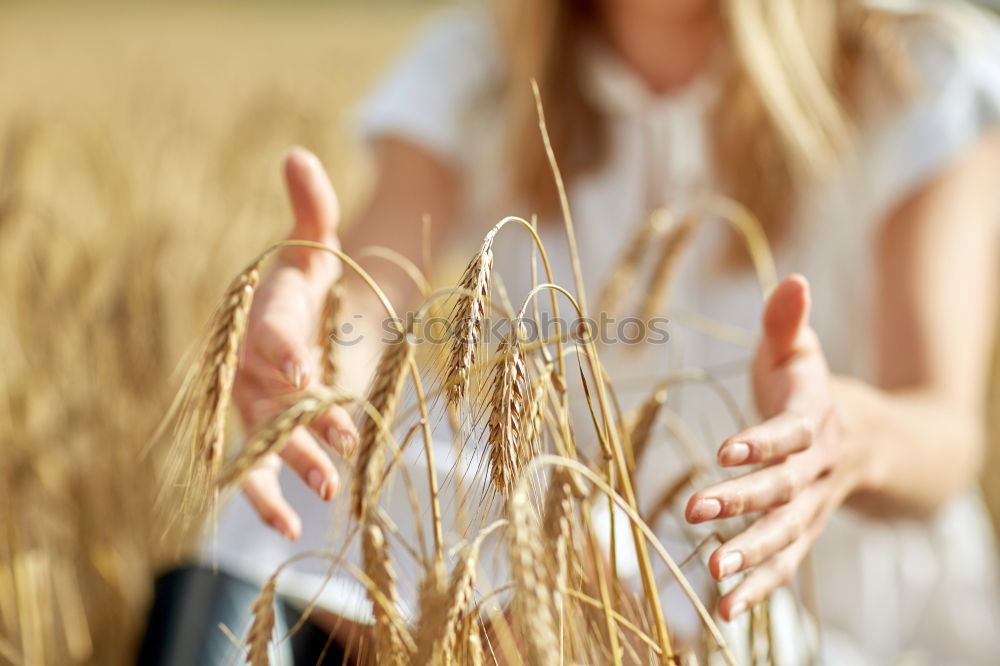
0,3,434,663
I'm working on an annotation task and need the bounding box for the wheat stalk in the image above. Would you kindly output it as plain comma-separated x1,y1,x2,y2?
596,207,673,317
319,278,344,386
353,336,413,519
638,214,699,325
520,369,548,467
413,538,481,665
245,574,277,666
217,390,347,489
486,332,530,497
466,623,485,666
625,386,668,475
508,486,559,666
361,518,414,665
446,229,497,407
160,256,264,517
412,559,447,663
542,467,586,610
202,260,262,467
533,80,674,661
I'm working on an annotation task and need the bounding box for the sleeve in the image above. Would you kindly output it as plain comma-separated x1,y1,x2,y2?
355,8,501,170
856,10,1000,224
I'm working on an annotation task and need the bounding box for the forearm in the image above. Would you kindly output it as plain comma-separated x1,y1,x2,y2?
835,375,985,518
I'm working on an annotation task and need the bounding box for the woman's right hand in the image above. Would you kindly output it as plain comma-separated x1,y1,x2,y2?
232,147,359,540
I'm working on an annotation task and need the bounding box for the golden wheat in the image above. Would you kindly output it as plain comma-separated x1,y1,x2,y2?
245,574,278,666
486,332,529,497
446,229,497,407
353,336,414,520
362,519,414,666
320,279,345,387
508,486,560,666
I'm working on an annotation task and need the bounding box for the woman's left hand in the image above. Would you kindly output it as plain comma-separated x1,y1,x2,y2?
685,274,870,621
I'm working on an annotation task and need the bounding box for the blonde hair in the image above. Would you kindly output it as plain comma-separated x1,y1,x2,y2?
498,0,909,258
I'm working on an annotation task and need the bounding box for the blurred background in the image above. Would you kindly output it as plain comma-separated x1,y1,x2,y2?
1,1,999,665
0,2,442,663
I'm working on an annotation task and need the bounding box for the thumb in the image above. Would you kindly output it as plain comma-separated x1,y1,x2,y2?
761,274,812,363
283,147,341,273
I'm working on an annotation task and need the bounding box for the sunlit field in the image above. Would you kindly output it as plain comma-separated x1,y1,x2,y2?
0,4,433,663
3,2,1000,665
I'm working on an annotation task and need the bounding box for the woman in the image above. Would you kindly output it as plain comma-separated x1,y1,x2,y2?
201,0,1000,663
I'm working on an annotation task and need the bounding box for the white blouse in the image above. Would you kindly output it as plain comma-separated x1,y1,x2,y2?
207,3,1000,664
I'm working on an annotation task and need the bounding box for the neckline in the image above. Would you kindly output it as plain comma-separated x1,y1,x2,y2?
580,35,722,118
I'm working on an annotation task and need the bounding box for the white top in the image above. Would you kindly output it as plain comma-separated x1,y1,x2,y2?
207,3,1000,664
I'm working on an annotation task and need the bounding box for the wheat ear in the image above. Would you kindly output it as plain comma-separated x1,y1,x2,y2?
486,332,528,497
596,207,673,317
446,229,496,407
413,539,481,664
353,335,413,519
361,519,414,665
165,257,263,515
625,386,668,475
508,486,559,666
520,368,548,466
466,623,485,666
218,391,346,488
638,214,699,324
202,260,262,466
245,574,278,666
542,467,586,610
319,278,344,386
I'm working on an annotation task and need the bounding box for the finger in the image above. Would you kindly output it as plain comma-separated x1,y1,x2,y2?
280,426,340,501
761,274,812,363
717,412,815,467
718,525,819,621
284,147,341,275
309,404,359,458
708,478,830,581
248,315,312,391
686,449,825,522
242,455,302,540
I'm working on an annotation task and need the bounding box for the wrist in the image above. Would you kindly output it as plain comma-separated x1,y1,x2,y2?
832,376,889,496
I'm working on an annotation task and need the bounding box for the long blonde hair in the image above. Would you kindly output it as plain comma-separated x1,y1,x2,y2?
498,0,908,257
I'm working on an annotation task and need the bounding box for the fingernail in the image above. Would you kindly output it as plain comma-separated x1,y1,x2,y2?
283,360,307,389
719,442,750,466
307,469,328,499
718,551,744,578
690,498,722,522
728,600,747,619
